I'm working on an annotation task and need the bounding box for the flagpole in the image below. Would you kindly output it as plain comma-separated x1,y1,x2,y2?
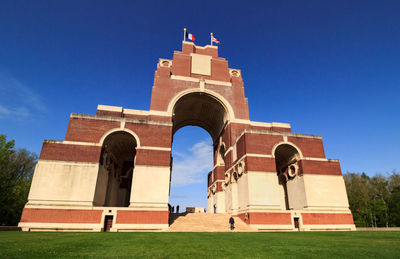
210,32,213,46
184,28,187,42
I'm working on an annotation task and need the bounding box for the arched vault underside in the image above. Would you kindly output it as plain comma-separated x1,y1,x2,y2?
102,131,137,163
172,93,228,142
274,144,300,172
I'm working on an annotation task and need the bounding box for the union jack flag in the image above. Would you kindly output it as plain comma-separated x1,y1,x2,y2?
211,35,220,45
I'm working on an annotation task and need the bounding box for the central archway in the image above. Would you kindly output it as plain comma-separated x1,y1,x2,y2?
172,92,229,142
169,92,229,216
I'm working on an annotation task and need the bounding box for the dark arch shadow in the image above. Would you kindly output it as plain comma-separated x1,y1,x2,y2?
94,131,137,207
172,92,228,143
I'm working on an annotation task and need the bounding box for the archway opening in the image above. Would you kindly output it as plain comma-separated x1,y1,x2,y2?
274,144,301,210
172,92,228,142
169,92,228,216
169,126,213,214
94,131,137,207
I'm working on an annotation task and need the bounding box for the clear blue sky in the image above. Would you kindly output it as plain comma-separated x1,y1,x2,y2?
1,1,399,209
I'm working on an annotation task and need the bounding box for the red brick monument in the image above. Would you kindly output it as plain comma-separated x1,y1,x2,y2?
19,42,355,231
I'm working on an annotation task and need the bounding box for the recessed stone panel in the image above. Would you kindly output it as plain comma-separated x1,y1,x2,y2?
191,53,212,76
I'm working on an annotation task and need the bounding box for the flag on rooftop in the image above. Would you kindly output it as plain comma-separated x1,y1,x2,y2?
210,33,220,45
184,28,195,41
211,35,220,45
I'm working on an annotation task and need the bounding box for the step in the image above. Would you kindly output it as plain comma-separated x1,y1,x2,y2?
166,213,257,232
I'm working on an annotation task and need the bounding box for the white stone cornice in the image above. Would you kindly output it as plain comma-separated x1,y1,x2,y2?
97,104,122,112
43,140,101,146
97,104,171,117
234,129,322,145
70,113,172,126
170,75,232,86
137,146,171,151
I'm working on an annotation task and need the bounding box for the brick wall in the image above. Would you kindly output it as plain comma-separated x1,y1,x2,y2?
245,156,276,172
135,149,171,167
288,136,325,158
245,134,283,155
116,210,168,224
20,208,103,223
213,166,225,181
65,118,120,142
301,213,354,225
125,122,172,148
298,160,342,176
39,142,101,163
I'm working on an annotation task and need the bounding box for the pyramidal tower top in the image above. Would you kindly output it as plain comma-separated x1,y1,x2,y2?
182,41,219,57
150,41,250,122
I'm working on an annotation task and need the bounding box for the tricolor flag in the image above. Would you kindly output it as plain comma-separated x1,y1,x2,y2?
186,31,195,41
211,35,220,45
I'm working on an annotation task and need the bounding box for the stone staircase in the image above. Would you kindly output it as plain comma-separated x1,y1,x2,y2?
166,213,257,232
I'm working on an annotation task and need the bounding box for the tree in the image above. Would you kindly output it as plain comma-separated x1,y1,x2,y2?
0,134,37,225
344,171,400,227
344,173,372,227
388,171,400,226
368,175,390,227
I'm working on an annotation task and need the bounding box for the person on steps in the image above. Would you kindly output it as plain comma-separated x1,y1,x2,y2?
229,216,235,230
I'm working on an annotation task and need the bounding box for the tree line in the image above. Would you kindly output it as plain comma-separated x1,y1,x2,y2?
344,171,400,227
0,135,37,226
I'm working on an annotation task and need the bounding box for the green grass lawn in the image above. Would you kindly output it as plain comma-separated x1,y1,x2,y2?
0,231,399,258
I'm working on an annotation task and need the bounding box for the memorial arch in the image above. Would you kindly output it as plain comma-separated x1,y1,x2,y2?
19,41,355,232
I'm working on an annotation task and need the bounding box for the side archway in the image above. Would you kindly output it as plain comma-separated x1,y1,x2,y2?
94,131,138,207
272,142,303,160
273,143,306,210
98,128,141,147
274,143,301,173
